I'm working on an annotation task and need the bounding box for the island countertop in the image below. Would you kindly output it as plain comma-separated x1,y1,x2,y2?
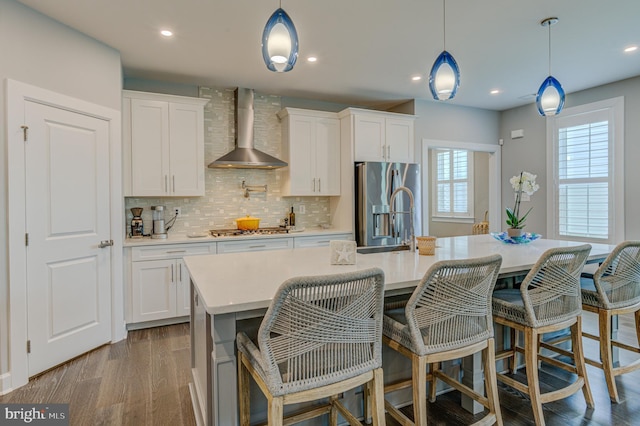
184,234,616,316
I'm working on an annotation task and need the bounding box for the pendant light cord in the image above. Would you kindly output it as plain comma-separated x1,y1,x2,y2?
443,0,447,51
548,22,552,76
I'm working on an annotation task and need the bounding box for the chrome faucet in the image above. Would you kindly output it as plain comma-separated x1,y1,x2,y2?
389,186,415,252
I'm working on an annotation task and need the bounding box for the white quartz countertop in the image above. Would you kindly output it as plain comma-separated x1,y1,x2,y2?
184,234,616,316
123,228,352,247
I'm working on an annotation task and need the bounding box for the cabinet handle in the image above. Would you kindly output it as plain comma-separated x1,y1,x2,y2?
249,244,267,249
318,178,321,192
316,240,330,244
312,178,316,192
165,175,168,193
171,264,174,283
173,175,176,193
179,263,182,281
166,250,187,254
387,145,391,159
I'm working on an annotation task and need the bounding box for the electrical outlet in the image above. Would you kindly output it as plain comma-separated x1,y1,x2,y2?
174,207,181,216
299,205,305,214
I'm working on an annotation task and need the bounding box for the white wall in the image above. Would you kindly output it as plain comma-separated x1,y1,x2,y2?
500,75,640,240
0,0,121,382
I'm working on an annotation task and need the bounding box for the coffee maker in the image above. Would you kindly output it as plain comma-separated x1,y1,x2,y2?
151,205,168,239
130,207,144,238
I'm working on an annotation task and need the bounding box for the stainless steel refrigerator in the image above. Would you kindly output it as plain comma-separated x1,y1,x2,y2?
355,162,421,248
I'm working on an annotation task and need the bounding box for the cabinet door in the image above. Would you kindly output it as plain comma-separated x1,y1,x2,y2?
176,259,191,317
288,115,316,195
354,114,385,162
131,259,176,322
131,99,170,196
385,117,414,163
169,102,205,196
315,118,341,195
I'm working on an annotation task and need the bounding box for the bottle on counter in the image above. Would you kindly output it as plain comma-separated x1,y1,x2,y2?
289,206,296,227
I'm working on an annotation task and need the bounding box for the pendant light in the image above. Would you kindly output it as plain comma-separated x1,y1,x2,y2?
429,0,460,100
536,17,565,116
261,2,298,73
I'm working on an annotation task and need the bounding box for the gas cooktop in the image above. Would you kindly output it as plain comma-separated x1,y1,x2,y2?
209,227,290,237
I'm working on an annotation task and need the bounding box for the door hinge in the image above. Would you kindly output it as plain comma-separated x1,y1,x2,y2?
27,340,31,354
25,233,29,246
21,125,28,142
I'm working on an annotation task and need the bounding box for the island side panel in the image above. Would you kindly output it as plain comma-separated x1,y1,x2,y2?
213,311,239,425
190,281,212,425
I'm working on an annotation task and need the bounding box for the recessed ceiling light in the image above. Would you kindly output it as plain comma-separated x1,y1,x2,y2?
490,89,501,95
160,29,173,37
411,75,422,81
624,45,638,53
307,56,317,62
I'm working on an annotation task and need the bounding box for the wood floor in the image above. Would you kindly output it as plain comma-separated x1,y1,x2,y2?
2,312,639,425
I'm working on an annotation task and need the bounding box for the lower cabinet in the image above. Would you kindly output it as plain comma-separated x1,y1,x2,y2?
127,243,215,326
131,258,190,322
293,233,352,248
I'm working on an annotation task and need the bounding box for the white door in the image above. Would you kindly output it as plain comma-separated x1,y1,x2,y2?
25,100,112,376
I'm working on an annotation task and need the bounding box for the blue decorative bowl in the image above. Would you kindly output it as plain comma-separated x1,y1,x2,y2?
491,232,542,245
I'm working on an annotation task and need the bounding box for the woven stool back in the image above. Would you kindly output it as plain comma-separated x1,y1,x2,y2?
257,268,385,395
591,241,640,309
404,254,502,355
520,244,592,328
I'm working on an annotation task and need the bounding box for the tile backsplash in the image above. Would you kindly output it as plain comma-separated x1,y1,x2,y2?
124,87,332,236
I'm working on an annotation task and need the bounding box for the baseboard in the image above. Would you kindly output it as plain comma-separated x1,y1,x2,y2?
0,372,13,396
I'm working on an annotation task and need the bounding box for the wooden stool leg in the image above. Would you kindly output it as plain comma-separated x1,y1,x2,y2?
238,353,251,426
484,338,503,426
412,354,428,426
363,380,372,424
572,316,595,408
267,395,284,426
369,368,386,426
525,327,545,426
510,327,519,374
428,362,438,403
330,395,339,426
599,308,619,403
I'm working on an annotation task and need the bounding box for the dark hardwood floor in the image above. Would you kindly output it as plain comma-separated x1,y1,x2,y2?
1,312,639,425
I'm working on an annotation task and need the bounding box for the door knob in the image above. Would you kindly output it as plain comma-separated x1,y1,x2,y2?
98,239,114,248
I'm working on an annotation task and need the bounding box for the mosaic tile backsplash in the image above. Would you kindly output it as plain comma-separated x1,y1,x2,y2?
124,87,332,236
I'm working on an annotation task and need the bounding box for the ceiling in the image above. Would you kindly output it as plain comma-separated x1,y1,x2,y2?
18,0,640,111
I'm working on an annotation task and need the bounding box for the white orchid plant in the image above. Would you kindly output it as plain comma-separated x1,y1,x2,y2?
506,171,540,229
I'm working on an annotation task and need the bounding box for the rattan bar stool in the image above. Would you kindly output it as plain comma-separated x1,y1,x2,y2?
579,241,640,403
382,254,503,426
492,244,593,426
236,268,386,426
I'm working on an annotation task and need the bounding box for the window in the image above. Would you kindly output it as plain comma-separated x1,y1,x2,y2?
431,148,474,221
547,97,624,243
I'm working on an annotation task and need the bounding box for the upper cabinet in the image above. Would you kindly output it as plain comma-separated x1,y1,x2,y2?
339,108,415,163
123,90,209,197
278,108,341,196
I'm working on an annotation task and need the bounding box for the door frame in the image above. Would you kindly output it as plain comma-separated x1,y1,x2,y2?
421,138,502,236
5,79,124,392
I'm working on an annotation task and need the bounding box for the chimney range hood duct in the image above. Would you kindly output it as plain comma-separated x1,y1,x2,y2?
208,88,287,169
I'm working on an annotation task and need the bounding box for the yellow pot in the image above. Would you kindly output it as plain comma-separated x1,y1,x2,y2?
235,215,261,230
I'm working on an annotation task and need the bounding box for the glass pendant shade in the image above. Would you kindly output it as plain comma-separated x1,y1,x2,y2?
429,51,460,100
262,8,298,72
536,75,565,116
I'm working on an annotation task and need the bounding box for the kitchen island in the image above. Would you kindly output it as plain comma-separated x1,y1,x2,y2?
185,234,616,425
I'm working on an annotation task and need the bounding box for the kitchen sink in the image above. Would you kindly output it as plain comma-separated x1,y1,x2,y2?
356,245,411,254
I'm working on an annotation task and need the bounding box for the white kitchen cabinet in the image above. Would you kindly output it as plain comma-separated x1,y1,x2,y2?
293,233,352,248
123,90,209,197
339,108,415,163
127,242,215,325
277,108,341,196
217,237,293,254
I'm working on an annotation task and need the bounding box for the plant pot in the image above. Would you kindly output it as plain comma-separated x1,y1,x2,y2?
507,228,524,238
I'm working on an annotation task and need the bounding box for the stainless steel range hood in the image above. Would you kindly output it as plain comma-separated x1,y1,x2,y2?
208,88,287,169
